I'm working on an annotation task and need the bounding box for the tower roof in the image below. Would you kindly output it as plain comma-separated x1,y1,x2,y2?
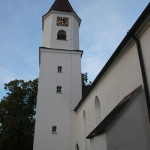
42,0,81,30
50,0,74,12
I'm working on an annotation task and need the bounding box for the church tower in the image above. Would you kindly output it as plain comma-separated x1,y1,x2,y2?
33,0,82,150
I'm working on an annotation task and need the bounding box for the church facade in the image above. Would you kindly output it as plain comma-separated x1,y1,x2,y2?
33,0,150,150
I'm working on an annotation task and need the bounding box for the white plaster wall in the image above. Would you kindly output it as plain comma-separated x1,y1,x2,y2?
140,26,150,94
33,48,82,150
98,44,143,118
90,134,107,150
76,94,107,150
76,42,144,150
42,12,80,50
76,110,85,150
73,17,79,50
107,90,150,150
42,14,52,48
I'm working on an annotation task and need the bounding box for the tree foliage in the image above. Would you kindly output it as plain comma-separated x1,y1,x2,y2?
0,74,90,149
82,73,92,96
82,72,92,86
0,79,38,150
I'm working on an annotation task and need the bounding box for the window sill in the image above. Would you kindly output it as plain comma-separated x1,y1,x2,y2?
56,92,62,94
52,132,58,134
57,39,67,41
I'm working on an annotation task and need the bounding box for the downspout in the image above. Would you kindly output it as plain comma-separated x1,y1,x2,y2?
131,33,150,122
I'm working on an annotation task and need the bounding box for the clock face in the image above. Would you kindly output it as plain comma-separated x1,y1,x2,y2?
57,17,69,27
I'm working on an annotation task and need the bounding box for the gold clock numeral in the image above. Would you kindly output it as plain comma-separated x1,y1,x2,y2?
57,17,69,27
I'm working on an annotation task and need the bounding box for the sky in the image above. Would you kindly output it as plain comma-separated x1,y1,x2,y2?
0,0,149,100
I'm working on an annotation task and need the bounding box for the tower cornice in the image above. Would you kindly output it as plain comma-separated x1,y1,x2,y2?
39,47,83,66
42,10,81,30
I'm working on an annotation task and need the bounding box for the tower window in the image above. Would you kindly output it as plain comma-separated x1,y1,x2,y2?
57,86,62,93
58,66,62,73
75,143,79,150
57,30,66,40
52,126,57,134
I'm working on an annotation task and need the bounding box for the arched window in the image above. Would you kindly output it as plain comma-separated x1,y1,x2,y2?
75,143,79,150
57,30,66,40
95,96,101,125
83,110,90,150
83,110,87,137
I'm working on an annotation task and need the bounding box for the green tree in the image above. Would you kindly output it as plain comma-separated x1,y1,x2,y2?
0,79,38,150
0,74,90,149
82,72,92,86
82,73,92,96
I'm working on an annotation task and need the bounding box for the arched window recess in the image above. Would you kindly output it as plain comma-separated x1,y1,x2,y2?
75,143,79,150
94,96,102,125
83,110,90,150
57,30,67,40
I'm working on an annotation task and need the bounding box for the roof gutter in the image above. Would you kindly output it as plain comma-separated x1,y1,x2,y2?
130,33,150,122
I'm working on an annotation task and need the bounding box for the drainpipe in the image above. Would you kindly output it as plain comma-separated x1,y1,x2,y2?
131,33,150,122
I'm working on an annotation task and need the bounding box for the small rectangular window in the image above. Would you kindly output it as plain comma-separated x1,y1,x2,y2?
57,86,62,93
58,66,62,73
52,126,57,134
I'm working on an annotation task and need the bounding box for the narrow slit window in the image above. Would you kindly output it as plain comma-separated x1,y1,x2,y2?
57,86,62,93
52,126,57,133
58,66,62,73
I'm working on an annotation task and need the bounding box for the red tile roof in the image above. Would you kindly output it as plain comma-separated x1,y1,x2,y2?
50,0,74,12
42,0,81,30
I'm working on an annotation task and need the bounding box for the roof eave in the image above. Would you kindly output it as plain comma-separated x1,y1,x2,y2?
74,2,150,111
87,86,141,139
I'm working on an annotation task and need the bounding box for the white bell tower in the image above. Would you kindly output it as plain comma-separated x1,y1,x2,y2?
42,0,80,50
33,0,82,150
